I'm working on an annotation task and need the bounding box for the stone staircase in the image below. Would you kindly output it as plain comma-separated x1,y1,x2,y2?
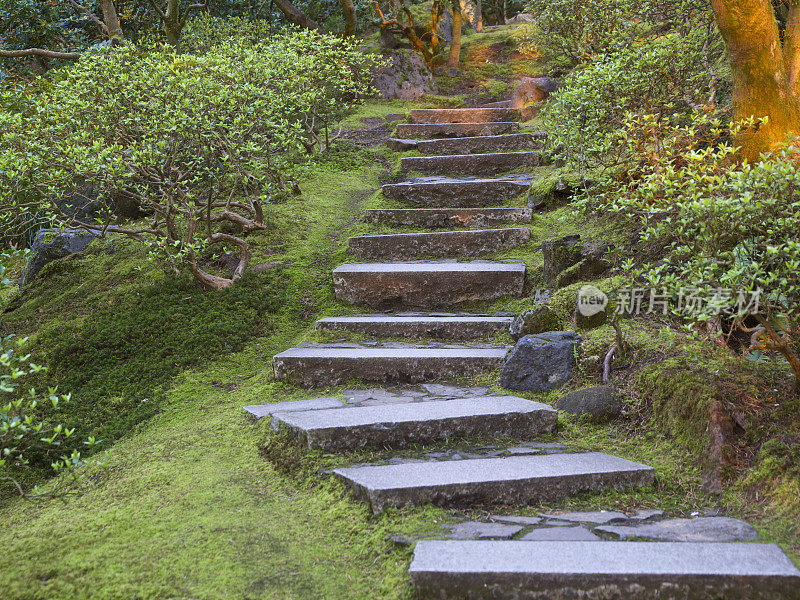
254,105,800,598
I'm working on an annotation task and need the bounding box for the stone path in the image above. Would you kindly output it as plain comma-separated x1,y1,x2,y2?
253,105,800,597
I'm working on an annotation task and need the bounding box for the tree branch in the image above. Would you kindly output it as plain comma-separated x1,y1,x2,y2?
0,48,81,59
64,0,109,36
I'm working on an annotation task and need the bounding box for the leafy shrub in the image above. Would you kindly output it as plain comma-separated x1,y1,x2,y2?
581,112,800,384
0,29,377,289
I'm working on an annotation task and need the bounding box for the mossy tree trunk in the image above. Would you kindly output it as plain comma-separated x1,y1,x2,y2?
273,0,322,31
711,0,800,161
340,0,356,36
100,0,124,45
448,6,463,68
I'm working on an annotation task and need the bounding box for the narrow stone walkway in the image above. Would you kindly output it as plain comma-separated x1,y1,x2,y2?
252,104,800,598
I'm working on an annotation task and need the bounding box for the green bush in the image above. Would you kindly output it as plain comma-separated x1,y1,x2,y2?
0,28,377,289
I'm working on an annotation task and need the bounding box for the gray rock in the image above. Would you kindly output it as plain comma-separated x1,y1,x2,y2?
509,305,562,340
597,517,760,543
421,384,490,397
630,509,664,521
22,229,96,285
557,386,622,423
542,234,583,284
446,521,523,540
373,49,437,100
490,515,542,526
511,77,560,120
539,510,627,525
505,13,536,24
410,540,800,599
500,332,581,393
521,526,600,541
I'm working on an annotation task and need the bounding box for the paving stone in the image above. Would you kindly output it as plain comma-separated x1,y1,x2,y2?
382,175,533,206
409,541,800,600
521,526,601,541
317,315,514,340
365,207,533,229
271,396,557,451
273,346,511,387
402,152,542,176
409,108,518,124
539,510,628,525
334,452,654,512
395,122,520,139
332,261,526,308
630,509,665,521
445,521,524,540
348,227,531,259
421,384,491,397
243,397,343,419
596,517,760,542
394,133,546,156
490,515,542,526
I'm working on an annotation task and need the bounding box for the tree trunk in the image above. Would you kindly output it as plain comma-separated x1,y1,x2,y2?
430,1,443,56
448,7,463,68
99,0,124,45
711,0,800,161
273,0,322,31
340,0,356,36
164,0,182,49
459,0,482,32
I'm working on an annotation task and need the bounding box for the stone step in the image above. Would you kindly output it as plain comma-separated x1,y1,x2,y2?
382,176,533,207
483,100,511,108
403,152,542,176
315,314,514,339
332,261,526,308
410,541,800,600
348,228,531,260
365,208,533,228
395,122,519,139
271,396,557,451
272,346,510,387
334,452,655,512
389,133,547,155
410,108,518,124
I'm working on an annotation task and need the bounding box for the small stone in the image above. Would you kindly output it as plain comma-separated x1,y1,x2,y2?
539,510,627,525
596,517,759,542
521,526,600,541
557,386,622,424
630,509,664,521
388,533,416,547
509,306,562,340
500,332,581,393
446,521,523,540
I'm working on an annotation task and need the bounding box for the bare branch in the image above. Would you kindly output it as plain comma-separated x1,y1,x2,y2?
0,48,81,60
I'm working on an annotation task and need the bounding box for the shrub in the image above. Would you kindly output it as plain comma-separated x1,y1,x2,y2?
0,28,377,289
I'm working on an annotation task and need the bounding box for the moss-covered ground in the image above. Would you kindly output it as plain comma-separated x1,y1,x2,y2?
1,23,799,599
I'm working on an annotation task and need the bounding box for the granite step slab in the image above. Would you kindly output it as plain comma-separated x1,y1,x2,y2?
409,108,518,124
364,208,533,228
388,133,547,155
332,261,526,308
395,122,519,139
271,396,557,451
382,175,533,206
334,452,654,512
410,541,800,600
482,100,511,108
348,228,531,260
402,151,542,176
272,346,510,387
315,314,514,339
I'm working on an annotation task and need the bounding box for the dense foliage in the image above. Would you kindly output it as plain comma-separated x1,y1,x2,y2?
0,26,377,289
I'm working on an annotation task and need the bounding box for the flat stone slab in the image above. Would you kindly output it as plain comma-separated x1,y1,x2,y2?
349,228,531,260
273,346,510,387
446,521,524,540
271,396,556,451
410,541,800,600
395,122,520,139
539,510,628,525
382,175,533,206
409,108,518,124
491,515,542,526
333,262,526,308
364,208,533,228
334,452,654,512
389,133,547,155
244,397,342,419
521,526,600,541
316,315,514,339
402,152,542,176
596,517,759,542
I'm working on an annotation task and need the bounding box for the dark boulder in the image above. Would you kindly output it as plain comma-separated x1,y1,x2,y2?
557,386,621,423
500,331,581,393
22,229,96,285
